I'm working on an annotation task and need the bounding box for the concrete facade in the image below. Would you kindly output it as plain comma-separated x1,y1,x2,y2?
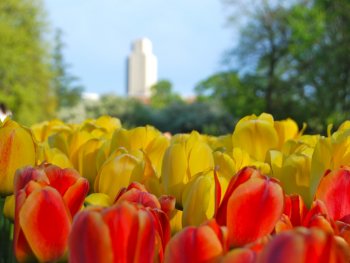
127,38,157,98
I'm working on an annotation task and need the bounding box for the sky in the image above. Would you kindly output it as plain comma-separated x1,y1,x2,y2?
44,0,237,96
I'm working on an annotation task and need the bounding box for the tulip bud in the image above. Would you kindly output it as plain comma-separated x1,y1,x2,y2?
14,164,89,262
232,113,278,162
69,201,170,263
164,219,227,263
162,131,214,207
216,167,284,247
258,227,350,263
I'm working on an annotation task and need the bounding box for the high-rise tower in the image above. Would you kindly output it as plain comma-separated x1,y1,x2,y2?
127,38,157,98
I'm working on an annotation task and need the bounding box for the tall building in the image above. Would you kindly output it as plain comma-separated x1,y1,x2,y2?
127,38,158,98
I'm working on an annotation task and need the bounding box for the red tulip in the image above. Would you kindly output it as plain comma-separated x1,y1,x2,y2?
258,227,350,263
69,201,170,263
115,181,175,217
164,219,227,263
221,248,257,263
14,164,89,262
284,194,308,227
315,166,350,221
215,167,284,247
302,200,336,234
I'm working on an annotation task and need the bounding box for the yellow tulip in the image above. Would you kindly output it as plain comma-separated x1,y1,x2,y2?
310,129,350,199
110,126,169,175
84,193,112,207
37,144,73,168
274,118,299,149
267,137,314,205
31,119,70,143
75,138,105,188
3,194,15,220
94,153,139,199
275,152,312,205
162,131,214,207
182,170,228,226
213,151,235,180
232,113,278,162
0,119,36,195
80,116,121,138
130,152,164,196
69,130,94,161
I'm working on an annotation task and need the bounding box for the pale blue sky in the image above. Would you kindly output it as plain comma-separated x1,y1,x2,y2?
44,0,237,96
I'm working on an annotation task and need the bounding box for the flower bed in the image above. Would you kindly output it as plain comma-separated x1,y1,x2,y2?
1,113,350,262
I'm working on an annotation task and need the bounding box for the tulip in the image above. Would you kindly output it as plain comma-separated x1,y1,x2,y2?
302,200,335,234
111,126,169,175
31,119,71,143
258,227,350,263
310,129,350,200
182,170,228,226
94,152,139,199
315,166,350,221
272,152,313,205
274,118,299,149
130,152,164,196
0,119,36,196
232,113,278,162
14,164,89,262
73,138,105,188
283,194,308,227
216,167,284,247
37,143,73,168
162,131,214,207
69,201,170,263
221,248,257,263
84,193,112,207
164,219,227,263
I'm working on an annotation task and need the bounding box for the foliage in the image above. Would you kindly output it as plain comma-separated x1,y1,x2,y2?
52,29,83,109
199,0,350,133
85,94,233,135
0,0,55,125
150,80,182,109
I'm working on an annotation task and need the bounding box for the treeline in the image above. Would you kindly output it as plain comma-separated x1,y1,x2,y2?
196,0,350,133
83,81,234,135
1,0,350,134
0,0,82,125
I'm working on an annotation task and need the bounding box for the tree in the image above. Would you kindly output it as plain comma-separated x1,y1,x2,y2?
150,80,182,109
0,0,55,125
195,71,264,117
52,29,83,109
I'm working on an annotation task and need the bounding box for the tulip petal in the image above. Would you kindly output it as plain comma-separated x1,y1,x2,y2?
69,209,113,263
164,225,224,263
221,248,256,263
19,187,71,262
63,177,89,216
226,176,284,247
315,167,350,221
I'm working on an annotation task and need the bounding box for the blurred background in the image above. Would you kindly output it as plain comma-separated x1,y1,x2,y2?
0,0,349,134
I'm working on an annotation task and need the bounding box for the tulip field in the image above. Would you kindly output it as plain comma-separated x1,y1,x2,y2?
2,113,350,262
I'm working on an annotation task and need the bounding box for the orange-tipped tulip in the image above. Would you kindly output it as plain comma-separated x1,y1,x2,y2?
14,164,89,262
69,201,170,263
164,219,227,263
0,119,36,196
315,166,350,221
258,227,350,263
215,167,284,247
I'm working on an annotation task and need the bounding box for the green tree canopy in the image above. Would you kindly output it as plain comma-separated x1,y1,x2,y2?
0,0,55,125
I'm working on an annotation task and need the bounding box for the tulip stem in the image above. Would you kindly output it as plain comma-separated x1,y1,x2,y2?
0,197,15,263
